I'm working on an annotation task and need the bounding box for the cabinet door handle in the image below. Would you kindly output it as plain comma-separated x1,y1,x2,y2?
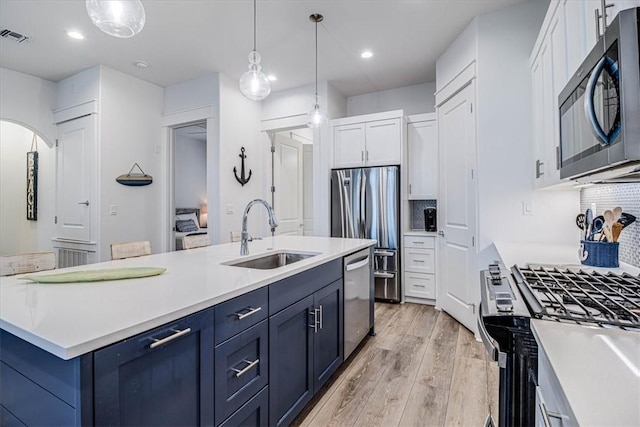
230,359,260,378
361,151,364,162
235,306,262,320
409,184,412,195
319,305,323,330
149,327,191,349
309,309,318,333
365,150,369,161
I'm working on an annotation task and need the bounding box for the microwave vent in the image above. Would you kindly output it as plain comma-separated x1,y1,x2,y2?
0,28,31,43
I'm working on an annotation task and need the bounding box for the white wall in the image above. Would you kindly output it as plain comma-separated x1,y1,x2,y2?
0,69,58,256
474,0,579,250
0,122,56,255
436,20,478,93
99,66,164,260
0,67,56,145
347,82,436,116
174,135,207,209
217,73,264,241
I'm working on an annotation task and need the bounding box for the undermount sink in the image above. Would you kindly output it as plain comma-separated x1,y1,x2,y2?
224,251,319,270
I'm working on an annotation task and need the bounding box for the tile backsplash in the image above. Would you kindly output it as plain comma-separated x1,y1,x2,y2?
409,200,437,230
580,183,640,268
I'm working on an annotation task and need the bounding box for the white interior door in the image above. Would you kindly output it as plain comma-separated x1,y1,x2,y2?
273,134,303,236
56,115,95,242
437,82,478,334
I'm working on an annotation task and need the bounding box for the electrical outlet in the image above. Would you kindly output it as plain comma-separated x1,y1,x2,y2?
109,204,117,215
226,204,235,215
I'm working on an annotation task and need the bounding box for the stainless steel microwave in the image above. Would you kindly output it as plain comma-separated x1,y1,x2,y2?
558,7,640,180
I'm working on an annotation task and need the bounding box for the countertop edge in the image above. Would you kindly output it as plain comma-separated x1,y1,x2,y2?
1,238,375,360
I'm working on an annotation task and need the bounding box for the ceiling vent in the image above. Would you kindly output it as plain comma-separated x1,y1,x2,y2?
0,28,31,43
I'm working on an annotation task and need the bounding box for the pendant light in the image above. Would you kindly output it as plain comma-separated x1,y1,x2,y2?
307,14,328,128
86,0,146,38
239,0,271,101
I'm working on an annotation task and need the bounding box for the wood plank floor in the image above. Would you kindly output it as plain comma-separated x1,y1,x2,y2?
293,302,499,427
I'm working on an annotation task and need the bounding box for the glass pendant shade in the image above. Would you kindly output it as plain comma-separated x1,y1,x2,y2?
86,0,146,38
307,101,328,128
239,50,271,101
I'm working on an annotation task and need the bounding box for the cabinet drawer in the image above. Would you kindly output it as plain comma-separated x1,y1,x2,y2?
404,273,435,299
404,235,435,249
404,248,435,273
215,320,269,425
219,386,268,427
215,287,268,345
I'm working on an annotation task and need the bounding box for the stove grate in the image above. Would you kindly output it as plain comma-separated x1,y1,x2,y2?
512,265,640,329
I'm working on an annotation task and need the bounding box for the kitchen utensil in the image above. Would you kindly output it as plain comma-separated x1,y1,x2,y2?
612,222,623,242
585,209,593,241
613,206,623,222
603,209,615,242
591,216,604,240
575,214,586,230
619,212,636,229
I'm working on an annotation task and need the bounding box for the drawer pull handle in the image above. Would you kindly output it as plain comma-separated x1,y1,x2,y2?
235,306,262,320
231,359,260,377
412,241,425,244
413,284,426,288
149,328,191,349
374,271,395,279
413,259,425,263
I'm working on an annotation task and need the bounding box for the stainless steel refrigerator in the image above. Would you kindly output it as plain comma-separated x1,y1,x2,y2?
331,166,400,302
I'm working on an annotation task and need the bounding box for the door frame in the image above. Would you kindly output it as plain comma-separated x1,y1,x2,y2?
260,116,324,236
161,106,217,252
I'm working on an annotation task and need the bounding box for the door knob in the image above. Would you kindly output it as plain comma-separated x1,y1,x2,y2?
437,230,444,237
78,200,90,206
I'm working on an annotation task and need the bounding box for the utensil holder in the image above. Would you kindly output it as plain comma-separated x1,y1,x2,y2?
580,240,619,268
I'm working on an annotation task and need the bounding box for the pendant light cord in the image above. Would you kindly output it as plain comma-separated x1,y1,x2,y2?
253,0,257,51
314,18,318,98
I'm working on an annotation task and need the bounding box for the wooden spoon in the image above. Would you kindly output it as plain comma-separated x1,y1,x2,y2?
603,209,615,242
613,206,623,222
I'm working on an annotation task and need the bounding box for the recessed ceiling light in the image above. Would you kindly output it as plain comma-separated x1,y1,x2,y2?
67,31,85,40
267,75,277,81
361,50,373,59
134,60,149,69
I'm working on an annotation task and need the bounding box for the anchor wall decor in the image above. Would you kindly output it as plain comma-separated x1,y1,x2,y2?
233,147,252,186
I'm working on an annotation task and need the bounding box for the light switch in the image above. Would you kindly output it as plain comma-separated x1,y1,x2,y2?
110,204,118,215
226,204,235,215
522,200,534,216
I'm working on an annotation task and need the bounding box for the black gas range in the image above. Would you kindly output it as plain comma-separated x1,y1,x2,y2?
478,263,640,427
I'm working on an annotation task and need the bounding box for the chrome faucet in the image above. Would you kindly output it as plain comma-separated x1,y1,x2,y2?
240,199,278,255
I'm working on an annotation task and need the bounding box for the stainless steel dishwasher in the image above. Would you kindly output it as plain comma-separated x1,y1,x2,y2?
343,248,374,359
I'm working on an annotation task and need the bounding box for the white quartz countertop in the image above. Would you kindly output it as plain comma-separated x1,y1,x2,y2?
531,320,640,427
0,236,375,360
493,241,640,276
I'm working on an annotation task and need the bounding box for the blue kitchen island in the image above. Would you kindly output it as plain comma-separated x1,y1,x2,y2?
0,236,375,427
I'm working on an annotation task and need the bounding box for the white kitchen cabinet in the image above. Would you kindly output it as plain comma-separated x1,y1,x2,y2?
530,0,571,188
402,233,436,304
332,110,403,168
333,123,365,168
531,0,640,189
583,0,640,51
407,114,438,200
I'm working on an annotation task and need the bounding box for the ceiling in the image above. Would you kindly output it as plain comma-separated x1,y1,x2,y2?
0,0,527,97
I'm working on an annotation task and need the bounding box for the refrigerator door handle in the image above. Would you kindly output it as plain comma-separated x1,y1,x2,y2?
359,171,367,238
